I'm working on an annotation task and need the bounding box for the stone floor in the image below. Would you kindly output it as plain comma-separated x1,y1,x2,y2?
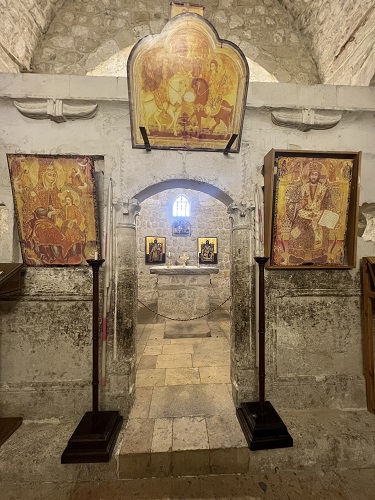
1,304,375,498
119,307,244,479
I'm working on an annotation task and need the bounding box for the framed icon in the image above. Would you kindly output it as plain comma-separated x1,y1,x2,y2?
7,154,100,266
264,149,361,269
145,236,166,264
197,237,218,264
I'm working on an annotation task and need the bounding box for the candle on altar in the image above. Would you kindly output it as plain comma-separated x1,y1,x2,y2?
94,251,98,260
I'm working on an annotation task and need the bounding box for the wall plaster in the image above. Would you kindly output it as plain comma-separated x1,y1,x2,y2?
0,73,375,422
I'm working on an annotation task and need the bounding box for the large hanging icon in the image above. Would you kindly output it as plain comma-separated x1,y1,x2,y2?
127,12,249,153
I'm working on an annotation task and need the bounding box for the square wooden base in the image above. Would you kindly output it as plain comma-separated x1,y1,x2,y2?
61,411,123,463
0,417,23,447
237,401,293,451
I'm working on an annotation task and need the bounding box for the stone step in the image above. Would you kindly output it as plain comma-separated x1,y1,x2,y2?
118,413,249,479
118,409,375,479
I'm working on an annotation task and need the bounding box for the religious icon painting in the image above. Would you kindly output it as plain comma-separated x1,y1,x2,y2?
7,154,100,267
172,219,191,236
127,12,249,153
145,236,166,264
198,237,218,264
263,150,361,269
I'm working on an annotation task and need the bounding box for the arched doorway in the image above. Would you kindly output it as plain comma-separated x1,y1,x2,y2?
114,179,255,416
134,184,232,420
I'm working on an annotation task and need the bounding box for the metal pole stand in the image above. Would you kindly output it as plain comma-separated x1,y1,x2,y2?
236,256,293,451
61,259,123,463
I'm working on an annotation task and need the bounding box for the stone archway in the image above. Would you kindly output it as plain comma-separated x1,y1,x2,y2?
114,179,255,413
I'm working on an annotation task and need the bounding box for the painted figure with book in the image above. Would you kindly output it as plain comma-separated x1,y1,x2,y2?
272,157,353,266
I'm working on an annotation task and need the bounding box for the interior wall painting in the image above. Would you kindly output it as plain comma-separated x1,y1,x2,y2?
172,219,191,236
271,156,355,268
127,13,249,152
7,154,100,267
145,236,166,264
198,237,218,264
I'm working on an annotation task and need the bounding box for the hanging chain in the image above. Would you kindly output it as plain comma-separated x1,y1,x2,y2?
137,295,231,322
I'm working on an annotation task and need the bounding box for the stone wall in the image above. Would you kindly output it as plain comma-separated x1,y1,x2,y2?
3,1,375,86
278,0,375,85
1,73,375,419
137,189,231,304
31,0,319,83
0,0,65,72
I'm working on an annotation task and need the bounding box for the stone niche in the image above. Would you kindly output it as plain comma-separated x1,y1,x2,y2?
137,188,231,304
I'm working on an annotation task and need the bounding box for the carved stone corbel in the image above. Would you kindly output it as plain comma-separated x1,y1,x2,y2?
14,99,98,122
271,108,342,132
228,200,255,229
115,199,141,228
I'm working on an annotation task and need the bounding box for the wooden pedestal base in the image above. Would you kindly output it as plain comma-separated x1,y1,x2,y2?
237,401,293,451
61,411,123,463
0,417,22,447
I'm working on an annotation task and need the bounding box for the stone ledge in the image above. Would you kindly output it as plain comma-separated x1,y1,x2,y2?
2,74,375,112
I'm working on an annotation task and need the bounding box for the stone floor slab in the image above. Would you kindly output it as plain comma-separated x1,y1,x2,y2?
2,415,375,497
199,366,230,384
121,418,154,454
138,355,158,370
192,352,230,367
170,337,203,344
143,345,163,355
149,385,235,418
164,320,211,339
156,353,192,369
136,368,166,387
146,338,171,346
206,414,247,449
6,469,375,499
165,367,201,386
172,416,209,450
162,343,194,354
152,418,173,453
130,387,153,418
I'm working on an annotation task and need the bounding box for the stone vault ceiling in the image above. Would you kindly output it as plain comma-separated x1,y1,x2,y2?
0,0,374,85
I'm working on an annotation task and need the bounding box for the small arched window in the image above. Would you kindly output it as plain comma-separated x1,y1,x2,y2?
173,195,190,217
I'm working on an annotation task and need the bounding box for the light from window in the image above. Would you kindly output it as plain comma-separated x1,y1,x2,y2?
173,195,190,217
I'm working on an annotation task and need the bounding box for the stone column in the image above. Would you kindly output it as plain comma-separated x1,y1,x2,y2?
103,198,140,415
228,200,256,405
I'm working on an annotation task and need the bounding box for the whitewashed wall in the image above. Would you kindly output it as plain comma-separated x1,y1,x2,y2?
0,73,375,419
